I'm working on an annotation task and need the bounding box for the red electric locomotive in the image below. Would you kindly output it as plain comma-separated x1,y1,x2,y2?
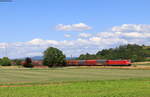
66,59,131,66
106,60,131,66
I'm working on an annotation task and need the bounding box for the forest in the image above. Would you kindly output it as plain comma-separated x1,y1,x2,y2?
78,44,150,62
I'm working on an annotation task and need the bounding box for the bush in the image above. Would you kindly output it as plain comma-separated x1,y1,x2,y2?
0,57,11,66
23,57,33,68
13,59,22,65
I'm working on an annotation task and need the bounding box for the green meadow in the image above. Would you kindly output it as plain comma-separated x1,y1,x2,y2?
0,68,150,97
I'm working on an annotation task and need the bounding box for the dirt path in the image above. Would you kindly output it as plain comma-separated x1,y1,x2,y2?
0,85,33,87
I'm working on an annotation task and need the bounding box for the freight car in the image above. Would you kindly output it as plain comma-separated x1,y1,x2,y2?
66,60,131,66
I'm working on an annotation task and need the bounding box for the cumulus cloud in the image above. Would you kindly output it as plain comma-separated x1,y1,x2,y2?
109,24,150,39
55,23,92,31
64,34,71,38
78,33,92,38
112,24,150,32
95,24,150,45
0,24,150,58
28,38,59,45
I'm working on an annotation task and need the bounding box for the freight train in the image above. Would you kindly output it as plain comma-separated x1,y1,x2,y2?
66,60,131,66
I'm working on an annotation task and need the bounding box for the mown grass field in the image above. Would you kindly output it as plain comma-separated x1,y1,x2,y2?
0,68,150,97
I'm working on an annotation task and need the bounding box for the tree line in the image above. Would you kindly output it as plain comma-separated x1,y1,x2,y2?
0,44,149,67
0,47,66,67
78,44,150,62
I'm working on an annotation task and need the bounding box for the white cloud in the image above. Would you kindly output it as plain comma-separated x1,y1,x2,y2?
112,24,150,32
122,32,142,38
28,38,45,45
26,52,43,57
77,38,89,45
78,33,92,38
0,24,150,58
89,37,101,43
122,32,150,38
64,34,71,38
96,32,115,38
56,23,92,31
0,43,7,49
28,38,59,45
47,40,59,45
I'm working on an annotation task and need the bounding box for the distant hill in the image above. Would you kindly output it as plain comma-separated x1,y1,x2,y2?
31,56,43,60
66,57,78,60
30,56,77,60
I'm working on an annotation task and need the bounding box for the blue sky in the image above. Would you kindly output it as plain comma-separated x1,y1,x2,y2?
0,0,150,58
1,0,150,42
